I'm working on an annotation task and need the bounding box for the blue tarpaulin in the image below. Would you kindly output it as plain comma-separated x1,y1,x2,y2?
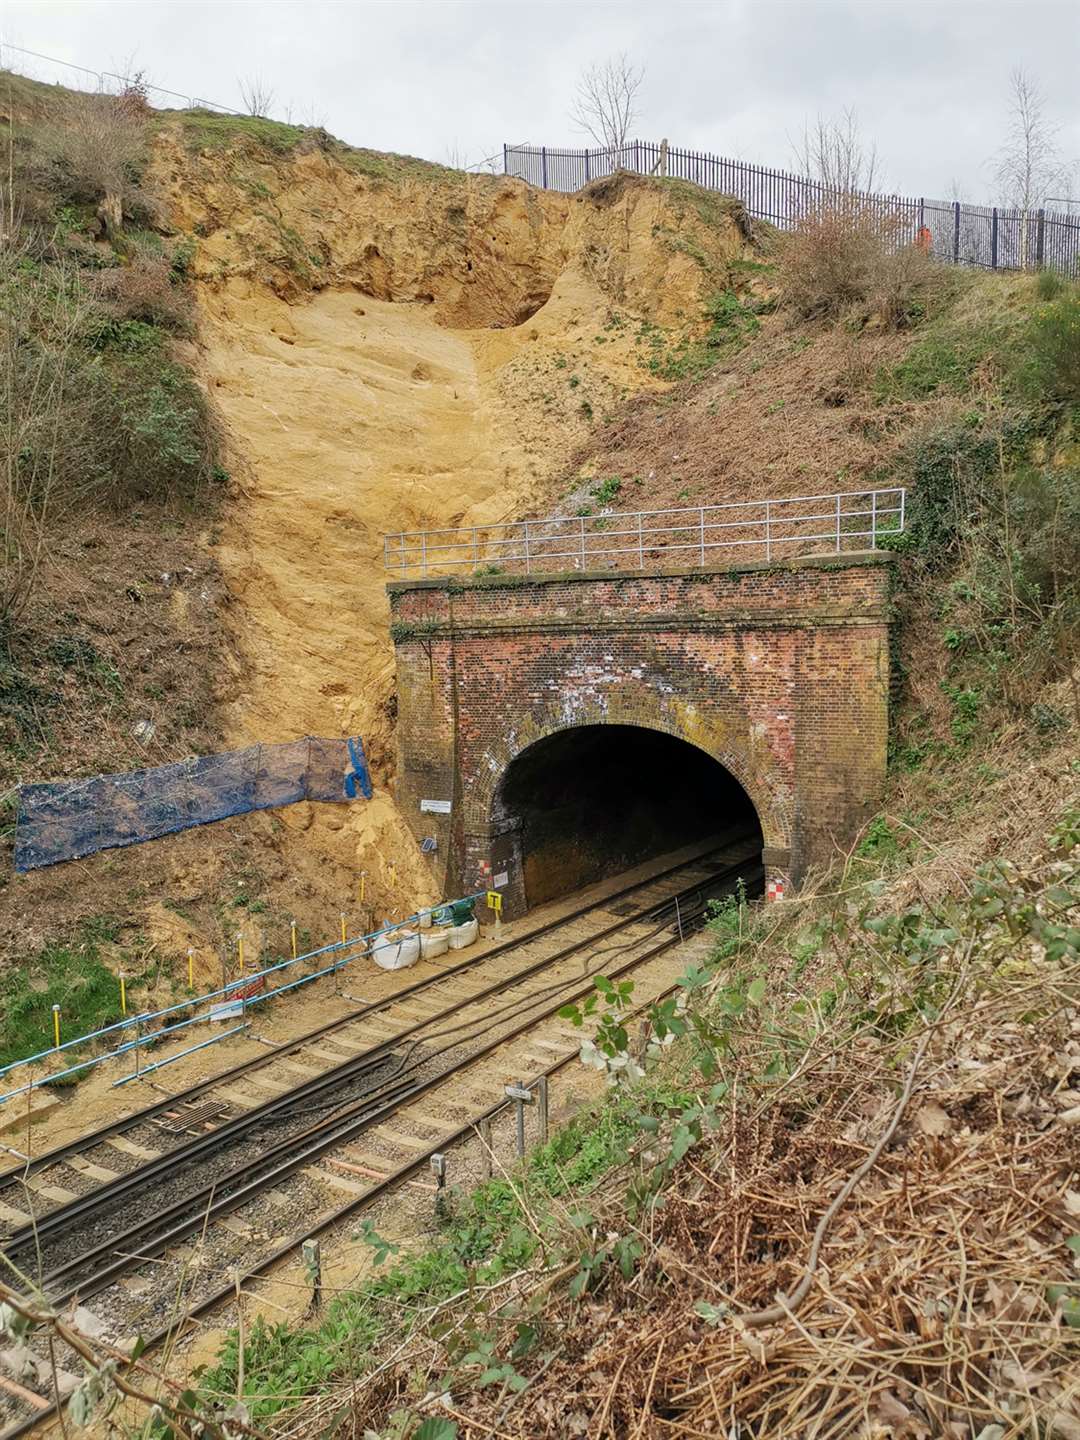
14,735,372,872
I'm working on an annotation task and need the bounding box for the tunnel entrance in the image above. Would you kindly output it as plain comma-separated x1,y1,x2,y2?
492,725,763,910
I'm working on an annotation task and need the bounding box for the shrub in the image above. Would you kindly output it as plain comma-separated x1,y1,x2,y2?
782,202,940,327
95,253,194,334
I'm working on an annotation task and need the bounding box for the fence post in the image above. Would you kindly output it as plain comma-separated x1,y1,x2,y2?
1036,209,1046,267
765,499,771,562
871,489,878,550
502,143,508,176
637,511,644,569
699,508,706,567
541,146,548,190
584,148,590,183
578,515,586,570
953,201,961,264
835,493,842,553
991,207,998,269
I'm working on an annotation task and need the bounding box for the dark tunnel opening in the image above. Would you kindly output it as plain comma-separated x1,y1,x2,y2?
493,724,764,910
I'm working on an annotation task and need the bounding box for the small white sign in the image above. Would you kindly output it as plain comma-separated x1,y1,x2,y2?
420,798,452,815
493,871,509,888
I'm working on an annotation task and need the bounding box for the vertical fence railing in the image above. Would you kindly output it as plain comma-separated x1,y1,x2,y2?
384,488,906,580
503,142,1080,277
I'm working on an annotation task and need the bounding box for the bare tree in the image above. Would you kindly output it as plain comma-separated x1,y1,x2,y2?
239,74,276,118
570,54,644,161
795,107,880,196
994,68,1067,265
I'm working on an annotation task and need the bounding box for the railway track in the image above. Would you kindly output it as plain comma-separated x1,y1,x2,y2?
0,836,761,1436
0,837,741,1209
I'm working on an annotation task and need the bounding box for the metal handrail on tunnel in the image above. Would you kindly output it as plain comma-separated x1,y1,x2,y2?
383,487,906,579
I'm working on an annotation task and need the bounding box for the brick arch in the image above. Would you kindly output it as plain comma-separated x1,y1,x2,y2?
471,711,792,857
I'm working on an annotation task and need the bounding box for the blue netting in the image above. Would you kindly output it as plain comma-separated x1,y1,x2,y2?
14,735,372,872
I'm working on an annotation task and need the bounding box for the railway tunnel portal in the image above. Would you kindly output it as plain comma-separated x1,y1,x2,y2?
387,551,893,917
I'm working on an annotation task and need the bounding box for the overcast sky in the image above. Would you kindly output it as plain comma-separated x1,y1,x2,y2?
3,0,1079,203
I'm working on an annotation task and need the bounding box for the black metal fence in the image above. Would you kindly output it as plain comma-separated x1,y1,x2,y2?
503,141,1080,276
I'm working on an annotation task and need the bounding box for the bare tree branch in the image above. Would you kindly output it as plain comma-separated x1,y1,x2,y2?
238,74,275,119
794,107,880,196
993,68,1071,266
569,54,645,161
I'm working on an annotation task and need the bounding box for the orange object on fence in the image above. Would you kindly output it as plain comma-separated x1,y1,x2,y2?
916,225,932,252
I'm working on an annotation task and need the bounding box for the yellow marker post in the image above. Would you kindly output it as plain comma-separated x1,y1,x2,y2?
487,889,503,938
359,872,367,905
119,973,127,1017
340,913,347,946
187,949,194,990
290,920,298,961
52,1004,61,1050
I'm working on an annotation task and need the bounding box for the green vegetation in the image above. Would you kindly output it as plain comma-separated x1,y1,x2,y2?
173,109,309,155
3,83,226,624
173,108,457,187
0,917,124,1072
1021,284,1080,403
636,288,764,382
196,1085,677,1421
873,319,1010,402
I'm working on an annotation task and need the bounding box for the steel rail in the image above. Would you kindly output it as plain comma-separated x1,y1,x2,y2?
36,859,758,1308
3,844,751,1259
0,836,736,1191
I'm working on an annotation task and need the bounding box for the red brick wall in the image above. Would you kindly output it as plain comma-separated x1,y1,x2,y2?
388,554,892,910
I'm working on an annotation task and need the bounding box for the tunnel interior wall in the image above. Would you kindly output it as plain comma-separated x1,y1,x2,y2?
494,725,760,908
388,554,893,913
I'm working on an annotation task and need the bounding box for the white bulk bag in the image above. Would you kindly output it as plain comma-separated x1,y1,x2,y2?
372,929,421,971
447,917,479,950
420,927,450,959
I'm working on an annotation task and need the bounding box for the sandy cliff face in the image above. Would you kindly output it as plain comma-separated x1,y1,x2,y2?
156,131,758,923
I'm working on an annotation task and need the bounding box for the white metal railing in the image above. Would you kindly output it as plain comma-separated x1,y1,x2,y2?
384,488,906,579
